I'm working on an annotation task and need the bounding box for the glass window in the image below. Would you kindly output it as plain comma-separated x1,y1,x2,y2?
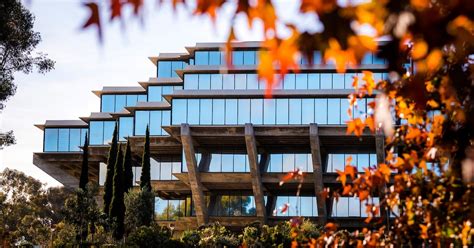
162,86,173,98
233,154,247,172
155,197,168,220
327,99,341,124
308,73,320,89
172,99,187,125
158,61,171,78
243,51,255,65
171,61,183,77
126,95,138,107
149,111,162,135
209,51,221,65
263,99,276,124
370,154,377,167
115,95,126,112
232,51,244,65
340,99,350,123
44,128,59,151
276,99,289,124
212,99,225,124
300,197,317,216
162,110,170,126
348,198,361,216
187,99,200,124
119,117,134,141
362,53,372,64
200,99,212,125
138,94,147,102
302,99,315,124
195,51,209,65
289,99,302,124
247,74,259,89
275,196,289,216
295,74,307,89
335,197,349,217
211,74,223,89
221,154,234,172
283,154,295,172
103,121,115,144
160,161,172,180
345,73,356,89
69,129,81,152
242,196,256,216
320,74,332,89
57,129,69,152
89,121,103,145
199,74,211,90
135,111,149,135
373,54,385,64
283,74,296,89
357,154,369,171
210,154,221,172
184,74,199,89
101,95,115,112
251,99,263,124
235,74,247,89
332,154,345,172
225,99,238,124
148,86,162,102
269,154,282,172
223,74,234,89
238,99,251,124
295,153,308,172
315,99,328,124
333,73,345,89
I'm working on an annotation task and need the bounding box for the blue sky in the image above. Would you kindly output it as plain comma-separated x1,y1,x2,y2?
0,0,310,186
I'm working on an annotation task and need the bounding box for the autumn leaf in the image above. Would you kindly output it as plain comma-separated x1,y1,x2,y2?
324,38,357,73
300,0,337,14
342,184,352,195
225,27,236,68
347,118,365,136
359,190,370,201
193,0,225,21
378,163,391,183
336,169,347,186
82,2,102,42
110,0,122,20
127,0,144,16
419,224,429,239
325,222,337,232
405,126,421,140
412,39,428,60
365,116,375,132
345,165,357,179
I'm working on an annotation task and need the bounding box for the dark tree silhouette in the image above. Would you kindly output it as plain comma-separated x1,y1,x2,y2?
103,122,118,215
123,140,134,193
140,126,151,192
78,134,89,190
110,144,125,240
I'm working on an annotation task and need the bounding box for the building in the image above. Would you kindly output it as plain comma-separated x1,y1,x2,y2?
33,41,391,231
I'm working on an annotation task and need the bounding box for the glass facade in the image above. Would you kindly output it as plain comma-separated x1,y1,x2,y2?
134,110,171,136
89,121,115,145
268,154,313,172
183,73,386,90
157,61,187,78
210,193,256,216
148,85,182,102
155,197,192,220
332,197,380,217
273,196,318,217
172,98,368,125
150,158,182,180
327,153,378,172
44,128,88,152
118,117,134,141
101,94,147,113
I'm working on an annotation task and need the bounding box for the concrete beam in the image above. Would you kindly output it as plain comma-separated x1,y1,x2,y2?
244,124,267,222
309,123,327,221
181,124,208,226
375,133,388,217
33,153,79,188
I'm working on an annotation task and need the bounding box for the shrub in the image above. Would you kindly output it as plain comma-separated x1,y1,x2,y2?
125,225,177,248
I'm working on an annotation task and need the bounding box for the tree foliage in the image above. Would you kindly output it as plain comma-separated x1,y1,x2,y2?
110,144,125,240
81,0,474,245
79,134,89,190
123,139,134,193
0,169,70,246
140,125,151,192
104,122,119,215
0,0,54,149
124,189,154,232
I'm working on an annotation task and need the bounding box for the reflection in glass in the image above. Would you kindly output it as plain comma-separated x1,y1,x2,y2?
44,128,59,152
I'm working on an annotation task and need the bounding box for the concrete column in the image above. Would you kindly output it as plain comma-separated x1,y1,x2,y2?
309,123,327,221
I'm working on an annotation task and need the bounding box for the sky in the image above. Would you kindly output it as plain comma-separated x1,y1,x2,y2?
0,0,311,187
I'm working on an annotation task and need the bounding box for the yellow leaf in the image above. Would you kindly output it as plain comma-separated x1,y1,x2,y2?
412,39,428,60
427,99,439,108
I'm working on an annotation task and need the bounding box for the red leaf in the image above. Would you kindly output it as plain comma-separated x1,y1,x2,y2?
110,0,122,20
82,2,102,42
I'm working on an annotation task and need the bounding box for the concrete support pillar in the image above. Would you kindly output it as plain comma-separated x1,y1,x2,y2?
309,123,327,221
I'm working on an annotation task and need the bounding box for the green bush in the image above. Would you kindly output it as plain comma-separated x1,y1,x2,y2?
125,225,179,248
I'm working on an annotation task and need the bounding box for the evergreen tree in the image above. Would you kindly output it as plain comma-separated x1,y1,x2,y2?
140,126,151,192
79,134,89,190
103,122,118,214
110,144,125,240
123,140,134,192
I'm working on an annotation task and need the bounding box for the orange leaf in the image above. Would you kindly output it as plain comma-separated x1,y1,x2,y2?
419,224,429,239
110,0,122,20
345,165,358,179
358,190,370,201
365,116,375,132
325,222,337,232
225,28,236,67
342,185,352,195
378,163,391,182
405,127,421,140
346,118,365,136
336,169,347,186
